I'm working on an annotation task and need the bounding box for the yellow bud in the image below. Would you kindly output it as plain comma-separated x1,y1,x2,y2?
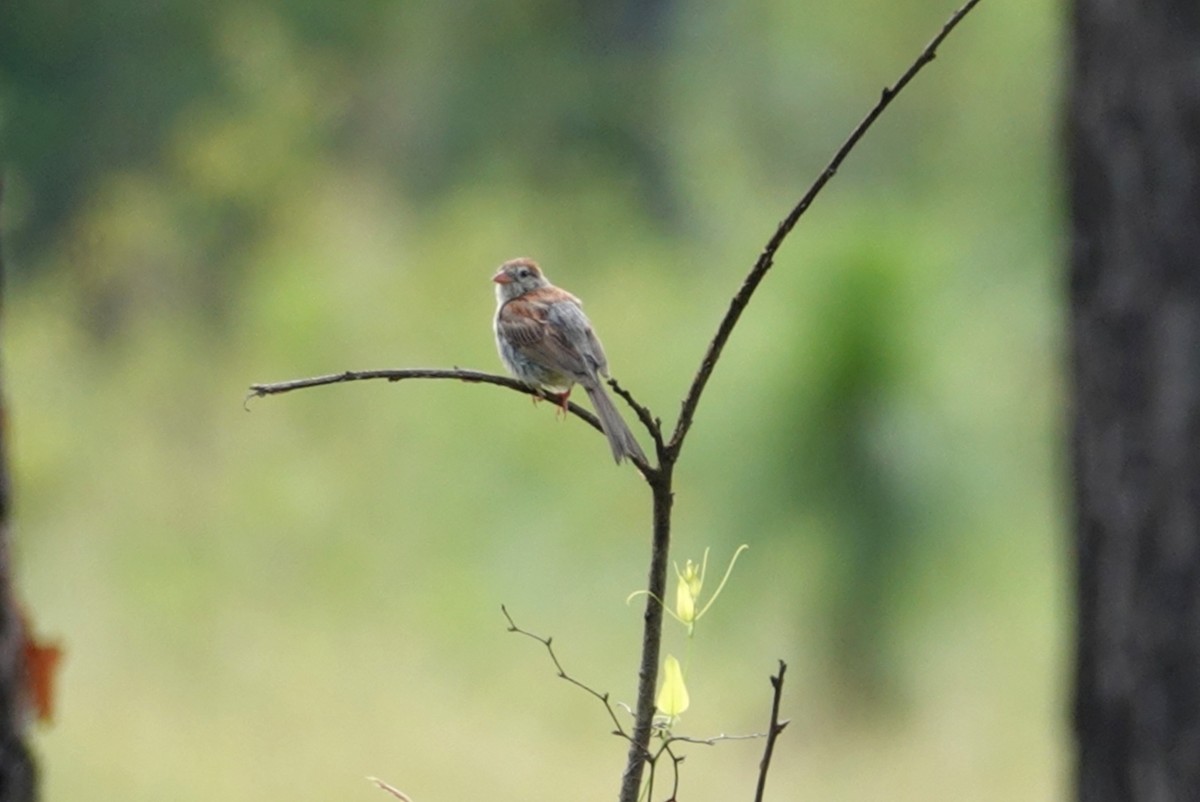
675,573,696,623
682,558,704,599
656,654,690,717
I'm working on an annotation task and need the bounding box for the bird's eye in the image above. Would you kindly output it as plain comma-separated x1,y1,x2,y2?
517,268,530,279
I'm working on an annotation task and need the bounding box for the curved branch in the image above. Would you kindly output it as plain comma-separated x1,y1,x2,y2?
669,0,984,454
501,605,632,742
607,377,664,454
246,367,604,434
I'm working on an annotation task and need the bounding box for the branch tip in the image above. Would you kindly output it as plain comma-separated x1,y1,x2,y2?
369,777,414,802
668,0,982,457
753,659,790,802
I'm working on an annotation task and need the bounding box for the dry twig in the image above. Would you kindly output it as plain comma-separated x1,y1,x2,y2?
753,661,791,802
501,606,631,740
368,777,413,801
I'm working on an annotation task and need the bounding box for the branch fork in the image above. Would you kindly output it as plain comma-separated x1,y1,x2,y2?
249,2,982,798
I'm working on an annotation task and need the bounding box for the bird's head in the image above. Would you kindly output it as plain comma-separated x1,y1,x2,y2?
492,258,549,301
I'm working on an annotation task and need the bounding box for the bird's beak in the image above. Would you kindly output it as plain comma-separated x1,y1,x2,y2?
492,270,513,284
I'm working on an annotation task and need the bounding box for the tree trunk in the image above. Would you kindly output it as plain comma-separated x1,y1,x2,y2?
0,183,38,800
1068,1,1200,800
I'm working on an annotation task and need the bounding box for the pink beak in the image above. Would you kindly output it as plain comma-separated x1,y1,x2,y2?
492,270,513,284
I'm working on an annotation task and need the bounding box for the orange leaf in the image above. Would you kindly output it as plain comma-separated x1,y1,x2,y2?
22,622,62,725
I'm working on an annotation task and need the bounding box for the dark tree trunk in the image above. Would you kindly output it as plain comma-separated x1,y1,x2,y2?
0,184,37,800
1068,1,1200,800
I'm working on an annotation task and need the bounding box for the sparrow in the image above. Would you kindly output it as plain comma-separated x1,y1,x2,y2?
492,258,648,465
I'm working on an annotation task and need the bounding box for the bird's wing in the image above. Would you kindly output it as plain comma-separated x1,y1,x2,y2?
543,297,608,376
497,295,592,378
495,299,546,347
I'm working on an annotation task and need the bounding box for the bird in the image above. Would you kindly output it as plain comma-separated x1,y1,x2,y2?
492,257,648,465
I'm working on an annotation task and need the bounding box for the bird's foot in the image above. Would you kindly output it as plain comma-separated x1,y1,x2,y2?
554,390,571,419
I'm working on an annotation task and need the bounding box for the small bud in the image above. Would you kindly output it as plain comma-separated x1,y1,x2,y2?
656,654,690,717
674,569,696,624
682,559,703,601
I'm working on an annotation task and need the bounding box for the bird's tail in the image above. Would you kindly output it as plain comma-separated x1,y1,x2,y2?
583,381,648,465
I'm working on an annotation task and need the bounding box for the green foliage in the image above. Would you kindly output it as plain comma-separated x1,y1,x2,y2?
2,1,1064,800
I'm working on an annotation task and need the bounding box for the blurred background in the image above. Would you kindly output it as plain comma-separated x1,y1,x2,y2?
0,0,1063,799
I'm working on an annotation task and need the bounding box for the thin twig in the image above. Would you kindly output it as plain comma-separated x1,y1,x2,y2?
664,731,769,747
608,377,664,453
246,367,604,434
644,754,657,802
753,661,791,802
663,741,684,801
643,728,765,799
501,606,631,740
368,777,414,801
669,0,984,455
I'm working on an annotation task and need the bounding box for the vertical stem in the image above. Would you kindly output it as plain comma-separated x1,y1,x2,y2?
618,465,674,802
753,661,789,802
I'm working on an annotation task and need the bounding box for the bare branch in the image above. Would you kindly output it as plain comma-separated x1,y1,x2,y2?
669,0,984,454
246,367,604,434
501,606,632,741
662,741,684,801
368,777,413,801
642,727,769,801
664,731,769,747
607,377,664,453
753,661,790,802
242,8,982,802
